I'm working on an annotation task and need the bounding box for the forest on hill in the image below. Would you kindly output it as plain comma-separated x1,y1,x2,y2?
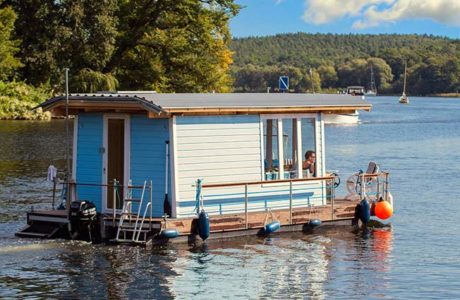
230,33,460,95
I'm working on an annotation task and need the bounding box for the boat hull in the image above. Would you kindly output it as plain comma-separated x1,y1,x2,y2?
324,112,360,125
399,96,409,104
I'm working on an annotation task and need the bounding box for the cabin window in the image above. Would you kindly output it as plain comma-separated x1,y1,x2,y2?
262,116,317,181
282,118,299,179
301,118,316,177
263,119,279,180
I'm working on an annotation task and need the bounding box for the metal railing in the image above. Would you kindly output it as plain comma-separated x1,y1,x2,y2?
201,175,338,228
58,180,153,229
357,172,390,202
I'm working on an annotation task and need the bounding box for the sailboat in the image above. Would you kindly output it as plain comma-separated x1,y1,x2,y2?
399,61,409,104
365,65,377,96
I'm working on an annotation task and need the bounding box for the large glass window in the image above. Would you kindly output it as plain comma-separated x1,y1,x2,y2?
263,119,279,180
263,116,317,181
282,118,298,179
301,118,316,177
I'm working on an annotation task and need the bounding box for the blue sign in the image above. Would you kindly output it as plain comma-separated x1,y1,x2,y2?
279,76,289,91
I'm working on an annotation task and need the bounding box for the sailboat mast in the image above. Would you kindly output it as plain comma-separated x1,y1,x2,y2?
402,61,407,95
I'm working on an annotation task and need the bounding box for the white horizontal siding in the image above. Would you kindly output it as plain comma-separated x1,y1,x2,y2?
177,147,261,158
176,128,257,138
174,114,328,218
175,115,262,217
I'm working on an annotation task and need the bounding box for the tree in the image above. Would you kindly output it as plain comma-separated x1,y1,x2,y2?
6,0,239,92
3,0,61,85
367,57,393,91
337,59,368,88
410,56,460,94
0,4,22,80
116,0,239,92
318,65,338,89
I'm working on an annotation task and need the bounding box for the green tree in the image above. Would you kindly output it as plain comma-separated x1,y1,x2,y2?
410,56,460,94
367,57,393,91
318,65,338,89
6,0,239,92
3,0,61,84
113,0,239,92
337,58,368,87
0,4,22,80
59,0,118,92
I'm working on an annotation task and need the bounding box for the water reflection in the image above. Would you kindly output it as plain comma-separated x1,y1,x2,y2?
0,225,394,298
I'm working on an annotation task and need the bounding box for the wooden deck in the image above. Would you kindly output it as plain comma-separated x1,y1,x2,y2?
17,199,359,242
102,198,358,237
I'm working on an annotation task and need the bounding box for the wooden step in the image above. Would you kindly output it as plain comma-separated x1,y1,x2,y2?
15,225,60,238
15,231,50,238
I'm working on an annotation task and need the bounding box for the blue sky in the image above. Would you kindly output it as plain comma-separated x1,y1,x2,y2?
231,0,460,39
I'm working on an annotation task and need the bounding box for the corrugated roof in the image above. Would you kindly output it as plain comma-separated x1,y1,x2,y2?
37,92,371,115
132,93,369,109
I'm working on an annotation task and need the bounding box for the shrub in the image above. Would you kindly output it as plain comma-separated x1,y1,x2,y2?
0,81,52,120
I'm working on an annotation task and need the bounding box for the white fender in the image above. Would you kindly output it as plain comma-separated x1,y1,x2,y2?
387,192,394,210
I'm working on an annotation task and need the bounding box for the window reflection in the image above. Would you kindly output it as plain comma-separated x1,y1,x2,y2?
263,119,279,180
301,118,316,177
282,118,298,179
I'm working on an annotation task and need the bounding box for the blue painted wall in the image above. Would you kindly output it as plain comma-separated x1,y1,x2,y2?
75,113,103,211
130,115,169,217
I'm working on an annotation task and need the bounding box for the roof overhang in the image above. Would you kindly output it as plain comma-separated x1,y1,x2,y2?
36,93,372,117
36,95,166,117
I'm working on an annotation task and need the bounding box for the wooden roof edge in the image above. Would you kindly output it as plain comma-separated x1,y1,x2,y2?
36,96,165,115
166,105,372,114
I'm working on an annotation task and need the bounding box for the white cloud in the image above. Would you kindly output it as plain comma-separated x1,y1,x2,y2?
302,0,460,29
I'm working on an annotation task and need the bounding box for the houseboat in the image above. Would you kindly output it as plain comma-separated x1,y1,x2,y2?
16,92,393,244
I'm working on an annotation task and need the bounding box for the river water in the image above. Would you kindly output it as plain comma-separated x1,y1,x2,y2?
1,96,460,299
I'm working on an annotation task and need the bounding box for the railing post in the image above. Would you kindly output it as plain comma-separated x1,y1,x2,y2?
289,180,293,225
150,180,153,231
385,173,389,201
331,178,335,220
112,179,117,227
245,184,248,229
52,177,57,210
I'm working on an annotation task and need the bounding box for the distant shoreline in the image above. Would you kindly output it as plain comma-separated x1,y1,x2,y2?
431,93,460,98
372,93,460,98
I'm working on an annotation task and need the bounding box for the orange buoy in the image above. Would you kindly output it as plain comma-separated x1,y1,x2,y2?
374,200,393,220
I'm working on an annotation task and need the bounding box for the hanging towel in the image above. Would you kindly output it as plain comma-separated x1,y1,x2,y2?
47,165,58,182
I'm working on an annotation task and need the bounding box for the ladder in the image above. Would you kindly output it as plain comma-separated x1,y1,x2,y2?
115,180,153,243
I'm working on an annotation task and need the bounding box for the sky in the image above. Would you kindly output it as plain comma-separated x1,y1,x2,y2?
230,0,460,39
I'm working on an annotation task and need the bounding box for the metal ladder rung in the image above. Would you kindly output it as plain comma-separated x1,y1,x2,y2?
116,180,152,243
120,212,137,217
124,198,141,202
119,228,149,232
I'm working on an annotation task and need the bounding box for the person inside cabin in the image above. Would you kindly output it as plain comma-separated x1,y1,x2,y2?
303,150,316,177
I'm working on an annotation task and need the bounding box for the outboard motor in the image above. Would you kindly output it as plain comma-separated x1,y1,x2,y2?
68,201,97,241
